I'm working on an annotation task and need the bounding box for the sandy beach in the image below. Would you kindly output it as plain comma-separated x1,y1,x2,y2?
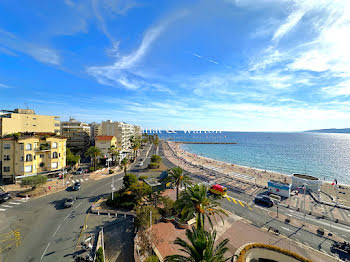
165,140,350,206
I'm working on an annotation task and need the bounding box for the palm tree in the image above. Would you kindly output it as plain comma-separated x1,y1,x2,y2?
167,167,192,200
85,146,101,171
176,184,227,230
121,157,128,176
108,146,119,166
164,226,230,262
130,136,141,159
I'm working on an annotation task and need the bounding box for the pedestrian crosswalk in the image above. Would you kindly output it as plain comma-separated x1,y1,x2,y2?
225,195,253,210
0,199,28,212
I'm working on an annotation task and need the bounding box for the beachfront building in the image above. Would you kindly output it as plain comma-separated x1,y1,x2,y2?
100,120,142,151
268,180,292,198
60,118,91,154
95,136,117,160
292,173,322,192
0,133,66,184
0,108,60,136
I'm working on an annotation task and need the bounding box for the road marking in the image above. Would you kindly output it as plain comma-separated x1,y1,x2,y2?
41,242,51,260
304,242,311,247
9,202,20,205
72,180,75,183
320,249,327,254
75,202,82,209
0,208,6,211
246,204,253,210
85,178,88,181
80,179,83,182
281,226,290,231
1,205,12,208
230,197,238,204
64,213,70,220
226,196,231,202
238,200,245,207
52,225,61,238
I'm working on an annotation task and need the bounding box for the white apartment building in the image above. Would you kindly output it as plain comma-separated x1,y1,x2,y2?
100,120,141,151
60,118,91,153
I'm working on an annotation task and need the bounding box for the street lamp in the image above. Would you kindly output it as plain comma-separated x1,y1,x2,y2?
303,183,307,218
111,176,115,200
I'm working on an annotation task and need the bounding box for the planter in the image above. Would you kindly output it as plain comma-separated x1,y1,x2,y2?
162,216,175,223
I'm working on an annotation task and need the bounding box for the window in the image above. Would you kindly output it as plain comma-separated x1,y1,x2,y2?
24,165,32,173
4,143,10,149
4,155,10,160
51,162,58,169
20,144,24,150
20,156,24,161
4,167,10,172
33,117,36,120
59,153,61,157
40,154,44,158
55,123,60,126
25,143,32,150
25,154,33,162
52,142,57,149
52,152,58,159
33,164,36,170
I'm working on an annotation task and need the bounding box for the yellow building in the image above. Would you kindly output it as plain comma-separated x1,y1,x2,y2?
0,108,60,136
95,136,117,159
0,133,66,184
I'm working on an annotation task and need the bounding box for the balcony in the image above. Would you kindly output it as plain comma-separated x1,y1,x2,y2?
35,143,51,152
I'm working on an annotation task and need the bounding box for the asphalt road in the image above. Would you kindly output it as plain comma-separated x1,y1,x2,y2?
0,143,154,262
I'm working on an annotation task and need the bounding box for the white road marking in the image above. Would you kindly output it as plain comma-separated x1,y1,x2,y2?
75,202,82,209
41,242,51,260
71,180,75,183
52,225,61,238
1,205,12,208
281,227,291,231
85,178,88,181
9,201,20,205
0,208,6,211
80,179,83,182
64,213,70,220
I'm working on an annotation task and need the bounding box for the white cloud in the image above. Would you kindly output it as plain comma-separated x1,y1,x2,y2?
87,10,188,89
0,83,13,88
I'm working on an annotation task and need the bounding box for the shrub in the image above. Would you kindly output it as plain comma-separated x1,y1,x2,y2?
139,175,148,181
151,155,162,163
135,205,161,229
96,247,104,262
89,167,95,172
148,162,160,169
129,182,152,202
160,197,175,217
21,175,47,190
109,169,114,174
123,173,138,188
145,255,159,262
107,189,137,210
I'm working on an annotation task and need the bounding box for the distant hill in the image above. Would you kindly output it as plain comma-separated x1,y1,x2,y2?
305,128,350,134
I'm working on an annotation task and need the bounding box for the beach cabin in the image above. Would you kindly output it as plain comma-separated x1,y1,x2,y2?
268,180,291,198
291,174,322,192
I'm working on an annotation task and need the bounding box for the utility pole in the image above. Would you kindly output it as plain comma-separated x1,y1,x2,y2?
111,176,115,200
62,167,65,187
303,184,307,217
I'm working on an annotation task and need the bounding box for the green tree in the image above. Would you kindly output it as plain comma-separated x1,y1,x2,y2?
164,226,230,262
123,173,138,189
176,184,227,230
145,256,159,262
95,247,104,262
66,148,80,166
135,205,160,230
85,146,101,170
130,135,141,159
151,155,162,163
130,181,152,203
21,175,47,190
121,157,128,175
167,167,192,200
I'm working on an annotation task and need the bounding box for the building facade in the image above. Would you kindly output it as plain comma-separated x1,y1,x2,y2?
60,118,90,154
89,122,101,146
100,120,141,151
95,136,117,159
0,133,66,184
0,108,60,136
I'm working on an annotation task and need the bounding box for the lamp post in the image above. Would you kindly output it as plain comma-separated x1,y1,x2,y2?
303,183,307,218
111,176,115,200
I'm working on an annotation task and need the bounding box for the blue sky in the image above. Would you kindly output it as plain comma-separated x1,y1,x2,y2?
1,0,350,131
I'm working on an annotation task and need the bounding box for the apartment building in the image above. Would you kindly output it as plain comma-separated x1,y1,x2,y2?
0,133,66,184
95,136,117,159
0,108,60,136
100,120,141,151
89,122,101,146
60,118,90,154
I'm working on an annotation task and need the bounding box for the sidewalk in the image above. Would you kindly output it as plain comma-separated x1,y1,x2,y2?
151,213,338,262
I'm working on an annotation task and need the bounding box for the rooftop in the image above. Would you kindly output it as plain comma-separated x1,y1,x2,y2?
96,135,115,141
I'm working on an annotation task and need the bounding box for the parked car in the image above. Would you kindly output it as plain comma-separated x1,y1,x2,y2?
64,196,76,208
254,195,274,207
331,241,350,254
75,168,84,175
0,192,11,203
72,182,81,191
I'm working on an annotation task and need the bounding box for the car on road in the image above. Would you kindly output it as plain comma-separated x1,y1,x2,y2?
72,182,81,191
254,195,274,207
139,158,144,161
137,161,144,167
75,168,84,175
0,192,11,203
64,196,76,208
209,184,227,197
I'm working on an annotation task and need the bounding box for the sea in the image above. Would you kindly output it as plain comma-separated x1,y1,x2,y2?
156,131,350,185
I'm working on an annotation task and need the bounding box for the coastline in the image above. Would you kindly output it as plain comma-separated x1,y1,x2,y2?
166,140,350,206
